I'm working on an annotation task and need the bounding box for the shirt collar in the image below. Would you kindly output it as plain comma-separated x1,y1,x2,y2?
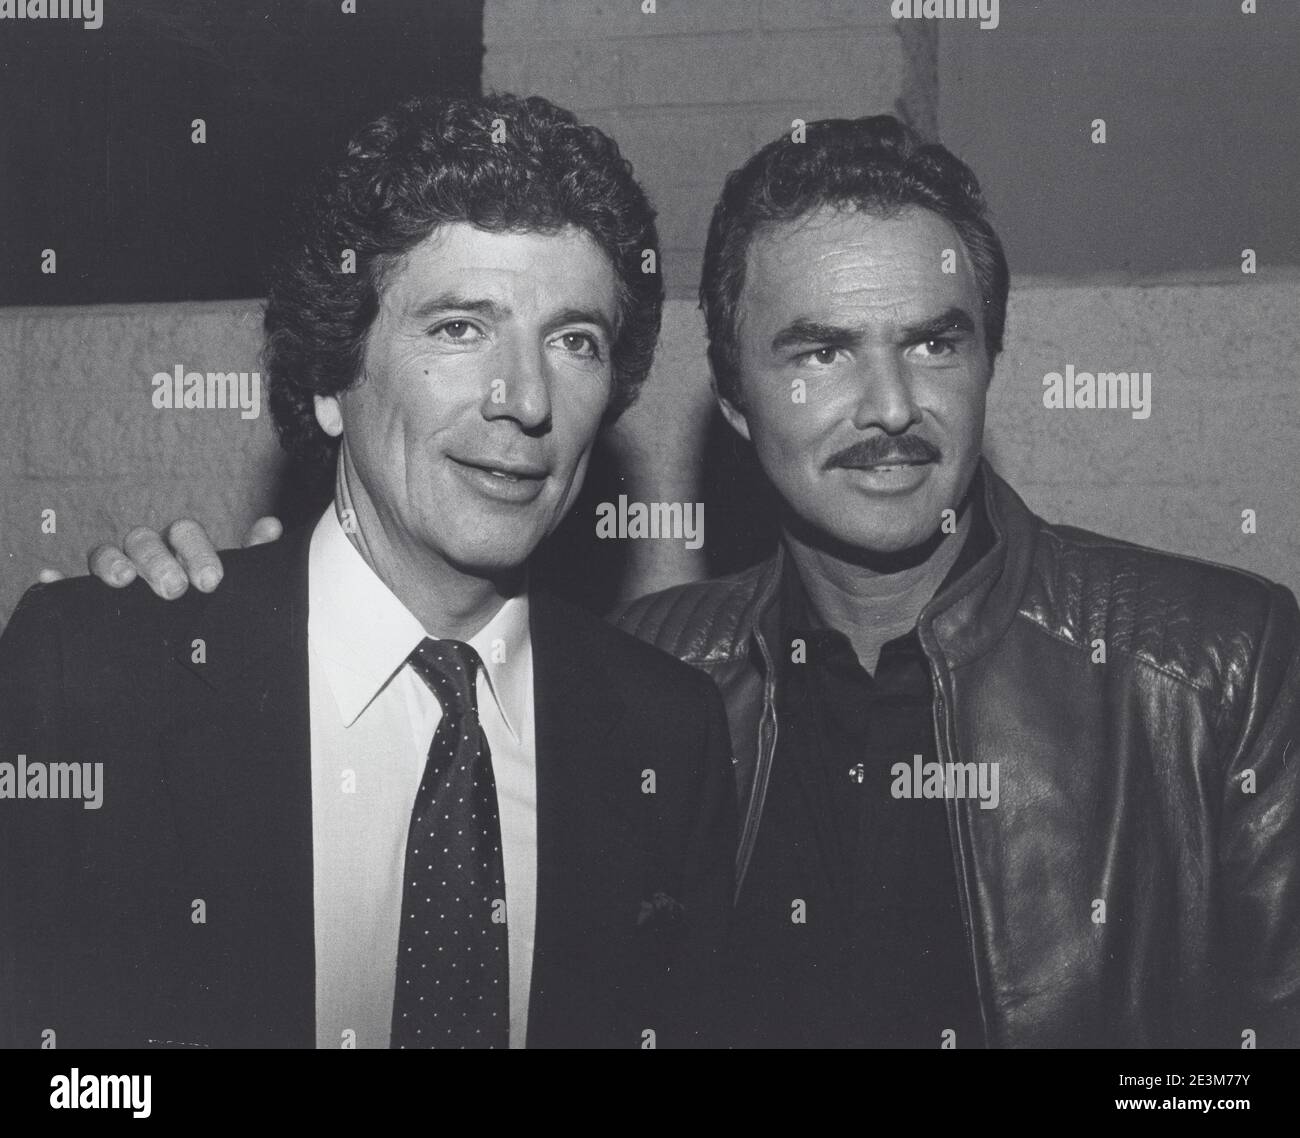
308,505,531,738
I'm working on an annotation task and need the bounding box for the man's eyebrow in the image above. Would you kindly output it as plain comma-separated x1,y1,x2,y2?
771,308,979,354
771,319,861,353
898,307,977,342
406,293,511,322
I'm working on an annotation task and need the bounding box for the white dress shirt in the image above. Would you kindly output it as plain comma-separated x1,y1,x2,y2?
307,506,536,1048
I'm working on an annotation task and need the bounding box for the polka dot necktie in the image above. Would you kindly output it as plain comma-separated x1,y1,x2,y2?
391,638,509,1049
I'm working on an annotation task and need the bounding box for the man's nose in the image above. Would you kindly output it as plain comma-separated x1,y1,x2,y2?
849,352,921,434
484,341,552,432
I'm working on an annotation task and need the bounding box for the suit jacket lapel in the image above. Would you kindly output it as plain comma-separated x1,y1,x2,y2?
158,520,316,1048
527,590,636,1045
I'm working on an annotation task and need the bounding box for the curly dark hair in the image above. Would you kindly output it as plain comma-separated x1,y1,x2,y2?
263,92,664,471
700,114,1009,406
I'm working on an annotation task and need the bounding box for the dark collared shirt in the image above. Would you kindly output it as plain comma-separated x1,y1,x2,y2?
730,472,993,1048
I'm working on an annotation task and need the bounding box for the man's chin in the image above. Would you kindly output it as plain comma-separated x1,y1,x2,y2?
440,538,538,582
839,529,935,558
785,501,945,564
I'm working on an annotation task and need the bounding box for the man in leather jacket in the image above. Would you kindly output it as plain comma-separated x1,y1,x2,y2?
608,116,1300,1049
72,114,1300,1049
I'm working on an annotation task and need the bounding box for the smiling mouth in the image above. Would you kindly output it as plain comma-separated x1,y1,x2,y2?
840,458,933,471
452,457,548,482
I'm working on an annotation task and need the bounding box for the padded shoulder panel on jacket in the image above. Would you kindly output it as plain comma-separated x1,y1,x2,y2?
1021,523,1290,700
611,561,769,664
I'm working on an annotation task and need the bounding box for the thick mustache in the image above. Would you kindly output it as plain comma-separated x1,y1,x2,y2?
826,435,941,469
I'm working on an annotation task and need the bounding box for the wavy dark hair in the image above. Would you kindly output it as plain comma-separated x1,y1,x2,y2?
263,92,664,471
701,114,1009,406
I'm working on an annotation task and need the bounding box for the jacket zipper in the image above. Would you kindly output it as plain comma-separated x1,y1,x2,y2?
927,648,994,1049
734,635,778,901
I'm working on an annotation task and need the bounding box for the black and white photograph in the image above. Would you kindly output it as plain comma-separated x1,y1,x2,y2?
0,0,1296,1118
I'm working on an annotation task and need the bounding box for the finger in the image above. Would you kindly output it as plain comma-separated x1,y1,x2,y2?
87,544,139,588
242,515,283,547
37,568,66,584
121,526,188,599
165,517,224,592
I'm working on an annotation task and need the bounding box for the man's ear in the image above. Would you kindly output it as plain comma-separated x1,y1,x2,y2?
314,394,343,438
713,374,752,443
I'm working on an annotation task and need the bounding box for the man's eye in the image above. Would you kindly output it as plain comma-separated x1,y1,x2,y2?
799,347,841,366
914,338,957,358
555,332,601,359
430,320,482,342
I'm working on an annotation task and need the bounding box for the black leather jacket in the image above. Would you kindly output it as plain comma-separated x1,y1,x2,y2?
613,459,1300,1047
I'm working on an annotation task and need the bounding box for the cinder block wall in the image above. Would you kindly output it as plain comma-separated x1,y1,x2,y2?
483,0,936,298
2,276,1296,626
987,274,1299,595
0,300,283,625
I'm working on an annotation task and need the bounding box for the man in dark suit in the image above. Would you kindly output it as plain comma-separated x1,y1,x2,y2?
0,92,735,1050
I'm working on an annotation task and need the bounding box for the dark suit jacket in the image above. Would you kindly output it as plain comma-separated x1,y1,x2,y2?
0,521,736,1049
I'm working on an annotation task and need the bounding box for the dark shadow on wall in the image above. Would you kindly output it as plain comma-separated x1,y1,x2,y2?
0,0,484,306
532,413,781,612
